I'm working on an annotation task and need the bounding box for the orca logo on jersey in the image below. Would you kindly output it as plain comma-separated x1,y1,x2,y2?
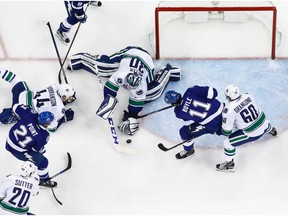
117,78,123,85
136,90,143,95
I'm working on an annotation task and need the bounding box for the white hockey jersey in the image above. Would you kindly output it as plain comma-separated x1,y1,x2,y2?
18,84,65,131
107,48,155,103
222,93,270,137
0,174,39,215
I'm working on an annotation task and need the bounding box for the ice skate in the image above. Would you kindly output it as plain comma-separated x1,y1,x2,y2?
90,1,102,7
56,29,70,45
39,180,58,188
269,127,277,136
175,148,195,159
216,159,235,172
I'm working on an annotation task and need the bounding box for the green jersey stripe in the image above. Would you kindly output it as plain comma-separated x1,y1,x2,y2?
5,71,13,82
222,128,232,136
0,201,29,214
244,112,266,133
105,81,119,92
230,134,248,144
129,98,144,107
27,91,33,108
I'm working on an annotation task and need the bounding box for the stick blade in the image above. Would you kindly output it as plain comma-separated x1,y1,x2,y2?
157,143,168,152
115,145,137,155
66,152,72,169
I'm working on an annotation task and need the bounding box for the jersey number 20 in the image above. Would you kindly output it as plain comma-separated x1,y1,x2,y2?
8,187,31,208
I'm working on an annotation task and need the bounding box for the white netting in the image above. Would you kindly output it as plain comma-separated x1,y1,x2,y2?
148,1,282,59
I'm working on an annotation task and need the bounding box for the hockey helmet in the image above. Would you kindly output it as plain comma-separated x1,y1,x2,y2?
58,84,76,104
38,111,54,126
124,73,142,90
225,84,241,101
165,90,181,105
20,161,37,177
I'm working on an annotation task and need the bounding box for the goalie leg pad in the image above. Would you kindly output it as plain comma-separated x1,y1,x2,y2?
146,64,178,102
166,64,181,81
68,53,97,75
68,53,119,78
96,95,118,120
118,117,139,136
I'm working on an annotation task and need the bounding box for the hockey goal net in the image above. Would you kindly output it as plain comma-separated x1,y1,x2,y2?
149,1,281,59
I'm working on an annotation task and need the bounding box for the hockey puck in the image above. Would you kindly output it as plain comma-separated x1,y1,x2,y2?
126,139,132,144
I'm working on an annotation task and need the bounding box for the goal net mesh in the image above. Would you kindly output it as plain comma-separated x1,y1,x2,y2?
149,1,281,59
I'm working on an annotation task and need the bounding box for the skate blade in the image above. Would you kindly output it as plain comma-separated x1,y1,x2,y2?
216,168,235,172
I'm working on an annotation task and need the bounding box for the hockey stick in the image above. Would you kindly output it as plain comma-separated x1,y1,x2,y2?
47,152,72,205
158,139,193,152
95,68,136,154
46,21,67,84
136,104,176,119
57,4,90,84
50,185,62,205
48,152,72,180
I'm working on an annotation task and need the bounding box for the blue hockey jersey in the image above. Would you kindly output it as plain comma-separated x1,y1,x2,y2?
65,1,90,16
174,86,223,131
6,104,50,154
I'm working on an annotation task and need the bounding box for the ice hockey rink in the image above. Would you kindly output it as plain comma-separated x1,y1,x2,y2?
0,1,288,215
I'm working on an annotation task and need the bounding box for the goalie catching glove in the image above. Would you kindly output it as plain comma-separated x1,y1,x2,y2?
118,110,139,136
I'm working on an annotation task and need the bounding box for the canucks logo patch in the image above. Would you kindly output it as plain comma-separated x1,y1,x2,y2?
136,90,143,95
117,78,123,85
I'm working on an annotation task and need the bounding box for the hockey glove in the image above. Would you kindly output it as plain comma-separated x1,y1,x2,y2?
118,110,139,135
122,110,137,121
118,117,139,136
0,108,19,124
64,108,74,122
75,13,87,23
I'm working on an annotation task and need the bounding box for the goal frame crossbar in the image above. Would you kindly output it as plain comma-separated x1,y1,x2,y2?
155,6,277,59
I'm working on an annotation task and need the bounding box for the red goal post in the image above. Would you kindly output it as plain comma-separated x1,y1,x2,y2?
154,3,277,60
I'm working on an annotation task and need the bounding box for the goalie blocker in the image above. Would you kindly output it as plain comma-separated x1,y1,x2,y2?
96,94,118,120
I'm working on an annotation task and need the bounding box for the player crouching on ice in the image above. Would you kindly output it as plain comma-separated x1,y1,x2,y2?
164,86,223,159
216,84,277,172
67,46,181,135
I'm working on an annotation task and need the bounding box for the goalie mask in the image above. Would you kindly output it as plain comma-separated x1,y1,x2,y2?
225,84,241,101
123,73,142,90
58,84,76,105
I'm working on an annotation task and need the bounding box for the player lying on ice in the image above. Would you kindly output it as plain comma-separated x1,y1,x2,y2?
0,67,76,132
67,46,181,135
